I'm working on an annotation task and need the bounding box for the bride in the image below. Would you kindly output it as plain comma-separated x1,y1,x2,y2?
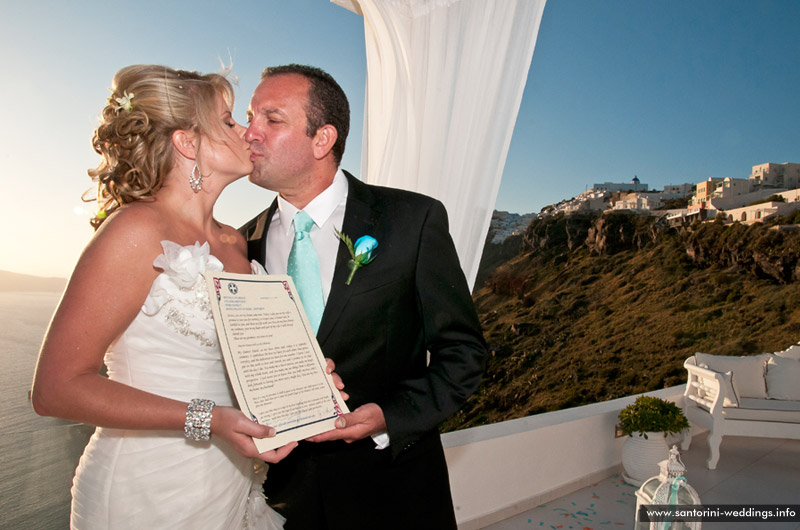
31,65,337,529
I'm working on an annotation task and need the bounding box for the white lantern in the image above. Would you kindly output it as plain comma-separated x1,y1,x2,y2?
634,445,702,529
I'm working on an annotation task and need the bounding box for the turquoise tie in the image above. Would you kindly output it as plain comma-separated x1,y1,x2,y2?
287,210,324,334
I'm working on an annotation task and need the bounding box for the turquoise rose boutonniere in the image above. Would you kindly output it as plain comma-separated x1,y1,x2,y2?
336,230,378,285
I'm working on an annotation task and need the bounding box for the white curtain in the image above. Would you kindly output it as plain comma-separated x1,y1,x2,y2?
332,0,546,288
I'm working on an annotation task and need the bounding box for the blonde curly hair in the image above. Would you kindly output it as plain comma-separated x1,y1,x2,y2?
88,65,235,228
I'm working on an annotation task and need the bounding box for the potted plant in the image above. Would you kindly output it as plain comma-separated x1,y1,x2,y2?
618,396,690,486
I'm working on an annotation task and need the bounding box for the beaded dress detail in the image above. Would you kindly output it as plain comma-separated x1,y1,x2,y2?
70,241,284,530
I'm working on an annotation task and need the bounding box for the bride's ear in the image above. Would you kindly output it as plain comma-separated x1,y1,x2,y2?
172,129,197,160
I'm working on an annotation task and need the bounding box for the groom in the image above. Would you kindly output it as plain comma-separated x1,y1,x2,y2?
240,64,487,530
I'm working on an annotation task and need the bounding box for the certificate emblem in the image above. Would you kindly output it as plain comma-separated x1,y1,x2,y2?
227,282,238,295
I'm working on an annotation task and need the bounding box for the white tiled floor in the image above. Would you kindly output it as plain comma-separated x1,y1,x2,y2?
482,433,800,530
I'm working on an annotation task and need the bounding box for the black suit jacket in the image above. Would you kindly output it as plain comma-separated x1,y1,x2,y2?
240,172,487,528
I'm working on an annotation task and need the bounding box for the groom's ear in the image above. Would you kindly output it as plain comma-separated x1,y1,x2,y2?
312,124,337,161
172,129,197,160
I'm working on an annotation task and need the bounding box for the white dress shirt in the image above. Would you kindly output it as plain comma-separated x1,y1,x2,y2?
264,169,348,301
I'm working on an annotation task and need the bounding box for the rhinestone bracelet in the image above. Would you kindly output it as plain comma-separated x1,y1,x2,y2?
184,398,215,441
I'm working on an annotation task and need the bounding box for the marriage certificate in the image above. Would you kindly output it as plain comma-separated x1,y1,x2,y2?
206,273,349,453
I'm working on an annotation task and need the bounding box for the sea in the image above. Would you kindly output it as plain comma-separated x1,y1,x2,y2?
0,291,93,530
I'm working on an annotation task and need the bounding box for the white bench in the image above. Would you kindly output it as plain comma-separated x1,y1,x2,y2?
681,349,800,469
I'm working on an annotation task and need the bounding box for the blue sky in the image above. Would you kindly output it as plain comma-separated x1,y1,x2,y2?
506,0,800,212
1,0,798,278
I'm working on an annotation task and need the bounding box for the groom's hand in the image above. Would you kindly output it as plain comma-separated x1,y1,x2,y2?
325,357,349,401
306,403,386,444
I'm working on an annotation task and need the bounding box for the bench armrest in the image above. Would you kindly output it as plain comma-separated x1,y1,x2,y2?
684,356,729,415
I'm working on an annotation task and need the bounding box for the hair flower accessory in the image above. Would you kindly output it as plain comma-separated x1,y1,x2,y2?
336,230,378,285
114,91,135,112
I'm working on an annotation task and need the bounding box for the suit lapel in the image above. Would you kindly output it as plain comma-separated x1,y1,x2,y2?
244,199,278,268
317,173,380,344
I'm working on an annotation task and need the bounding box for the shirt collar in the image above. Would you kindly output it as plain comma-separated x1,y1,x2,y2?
276,169,348,235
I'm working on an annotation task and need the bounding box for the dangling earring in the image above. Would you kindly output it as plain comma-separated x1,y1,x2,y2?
189,164,203,192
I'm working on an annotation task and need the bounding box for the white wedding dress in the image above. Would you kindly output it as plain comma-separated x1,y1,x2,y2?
70,241,284,530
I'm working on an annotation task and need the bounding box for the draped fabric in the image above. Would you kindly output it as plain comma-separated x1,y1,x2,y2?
332,0,546,288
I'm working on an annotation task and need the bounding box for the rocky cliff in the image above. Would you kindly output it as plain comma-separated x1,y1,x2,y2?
444,211,800,432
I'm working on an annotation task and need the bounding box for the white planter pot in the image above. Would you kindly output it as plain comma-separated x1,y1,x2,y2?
621,432,670,486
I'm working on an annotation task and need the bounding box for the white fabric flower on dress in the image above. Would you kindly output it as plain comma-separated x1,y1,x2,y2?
250,260,267,275
142,241,223,316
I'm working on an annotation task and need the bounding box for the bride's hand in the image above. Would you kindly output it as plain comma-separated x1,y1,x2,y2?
211,406,297,463
255,442,298,464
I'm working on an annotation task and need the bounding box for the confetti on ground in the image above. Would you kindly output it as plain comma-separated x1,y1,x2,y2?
492,472,638,529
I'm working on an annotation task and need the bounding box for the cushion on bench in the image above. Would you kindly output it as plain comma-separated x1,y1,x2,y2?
722,398,800,423
735,398,800,412
766,355,800,401
694,352,770,401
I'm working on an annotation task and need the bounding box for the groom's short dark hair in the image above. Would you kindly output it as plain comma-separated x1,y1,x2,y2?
261,64,350,165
